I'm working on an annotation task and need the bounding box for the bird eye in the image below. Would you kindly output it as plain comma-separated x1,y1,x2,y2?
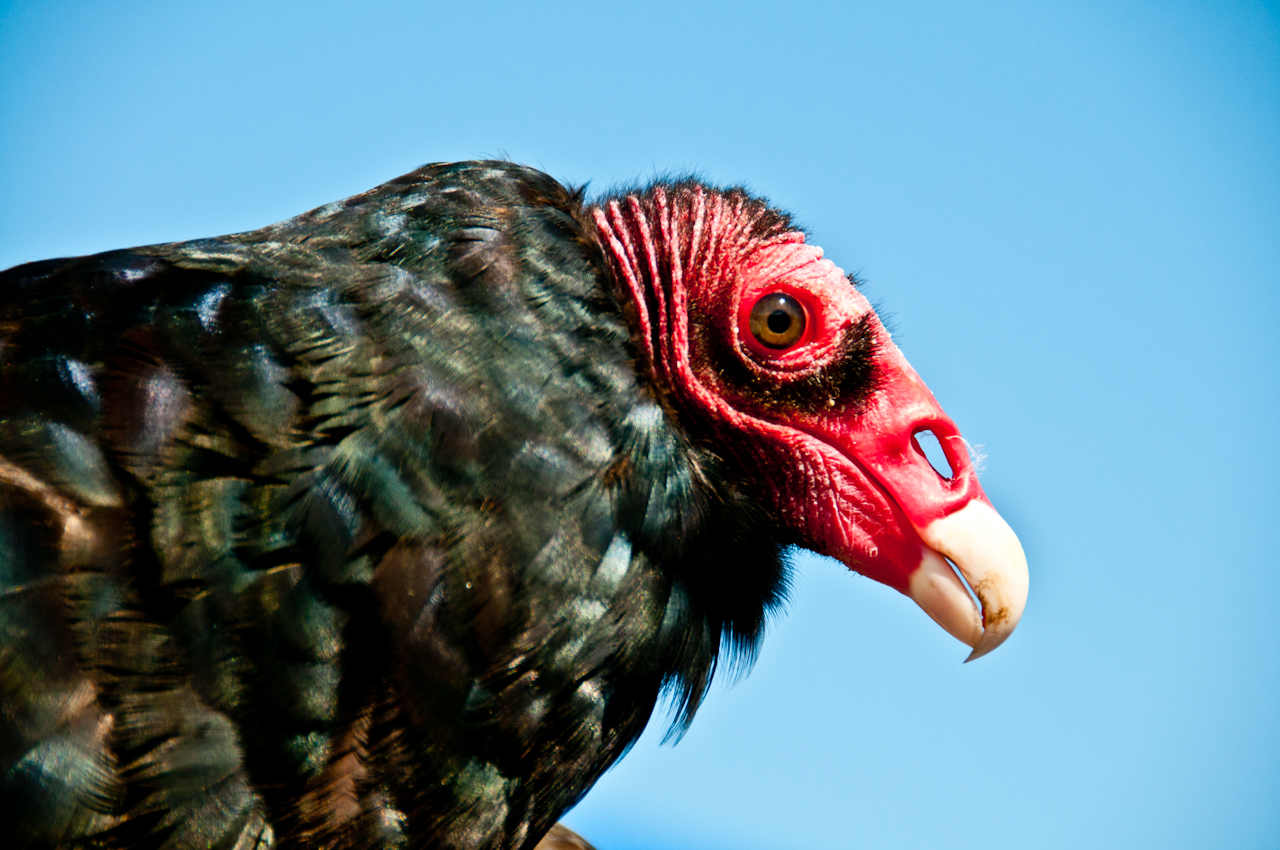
749,293,807,349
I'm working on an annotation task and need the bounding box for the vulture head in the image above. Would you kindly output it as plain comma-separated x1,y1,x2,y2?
594,184,1027,658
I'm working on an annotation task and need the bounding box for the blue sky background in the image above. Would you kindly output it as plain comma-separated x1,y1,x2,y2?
2,2,1277,848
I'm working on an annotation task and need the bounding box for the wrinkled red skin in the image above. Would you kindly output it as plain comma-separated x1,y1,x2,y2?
594,187,991,594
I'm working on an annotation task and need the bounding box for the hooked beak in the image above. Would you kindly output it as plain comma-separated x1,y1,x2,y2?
911,499,1029,660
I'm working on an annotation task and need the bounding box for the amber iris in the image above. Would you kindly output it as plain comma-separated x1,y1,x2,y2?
749,293,806,349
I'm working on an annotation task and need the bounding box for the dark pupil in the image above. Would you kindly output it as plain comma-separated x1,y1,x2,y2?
767,310,792,334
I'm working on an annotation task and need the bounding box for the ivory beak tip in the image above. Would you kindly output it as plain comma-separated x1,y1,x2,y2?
912,500,1029,662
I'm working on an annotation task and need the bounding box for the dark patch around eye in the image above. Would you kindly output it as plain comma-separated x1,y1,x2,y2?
700,313,881,415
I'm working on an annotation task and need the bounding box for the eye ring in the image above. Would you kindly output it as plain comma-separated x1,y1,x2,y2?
748,292,807,349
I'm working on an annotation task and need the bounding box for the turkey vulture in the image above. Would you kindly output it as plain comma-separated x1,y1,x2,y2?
0,161,1027,849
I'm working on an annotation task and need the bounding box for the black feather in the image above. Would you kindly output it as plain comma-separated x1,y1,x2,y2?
0,162,790,849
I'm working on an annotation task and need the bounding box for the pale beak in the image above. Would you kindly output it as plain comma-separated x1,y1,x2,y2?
909,499,1029,661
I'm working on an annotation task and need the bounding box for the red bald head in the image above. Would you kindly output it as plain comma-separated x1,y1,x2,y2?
593,183,1027,659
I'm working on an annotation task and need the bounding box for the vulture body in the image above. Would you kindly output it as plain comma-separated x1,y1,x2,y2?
0,162,1027,849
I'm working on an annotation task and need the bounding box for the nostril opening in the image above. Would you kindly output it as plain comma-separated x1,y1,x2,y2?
913,429,953,480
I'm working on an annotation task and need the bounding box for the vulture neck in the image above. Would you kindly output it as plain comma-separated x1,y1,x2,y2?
590,186,794,414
